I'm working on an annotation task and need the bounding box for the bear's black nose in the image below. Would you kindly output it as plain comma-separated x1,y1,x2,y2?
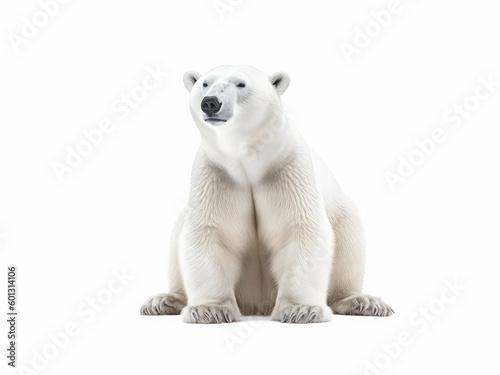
201,96,222,114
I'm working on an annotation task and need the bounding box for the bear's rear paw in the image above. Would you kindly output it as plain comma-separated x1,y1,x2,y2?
330,294,394,317
182,303,242,324
140,293,187,315
271,303,332,323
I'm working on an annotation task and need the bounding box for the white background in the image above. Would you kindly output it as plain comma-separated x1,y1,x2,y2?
1,0,499,374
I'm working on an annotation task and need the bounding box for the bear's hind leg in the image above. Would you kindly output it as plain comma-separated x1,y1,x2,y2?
140,211,187,315
330,294,394,316
140,293,187,315
327,196,394,316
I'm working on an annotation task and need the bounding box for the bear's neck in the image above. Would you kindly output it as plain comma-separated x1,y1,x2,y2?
200,114,300,185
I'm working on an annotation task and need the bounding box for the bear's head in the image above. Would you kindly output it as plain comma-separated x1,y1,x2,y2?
183,65,290,131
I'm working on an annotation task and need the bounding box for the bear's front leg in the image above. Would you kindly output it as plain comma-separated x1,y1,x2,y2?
268,227,334,323
179,155,255,324
256,152,334,323
179,221,244,324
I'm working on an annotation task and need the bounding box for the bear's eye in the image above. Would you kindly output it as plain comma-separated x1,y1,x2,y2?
203,82,208,87
237,83,246,88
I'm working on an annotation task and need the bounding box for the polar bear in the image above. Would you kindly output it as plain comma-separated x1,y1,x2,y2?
140,65,393,323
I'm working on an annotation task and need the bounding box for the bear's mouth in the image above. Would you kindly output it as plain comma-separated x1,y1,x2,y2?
204,118,227,123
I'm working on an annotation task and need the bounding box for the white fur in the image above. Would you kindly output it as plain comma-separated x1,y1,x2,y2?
141,65,393,323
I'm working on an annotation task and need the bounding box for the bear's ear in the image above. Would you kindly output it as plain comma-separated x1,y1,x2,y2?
269,72,290,95
183,71,201,92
